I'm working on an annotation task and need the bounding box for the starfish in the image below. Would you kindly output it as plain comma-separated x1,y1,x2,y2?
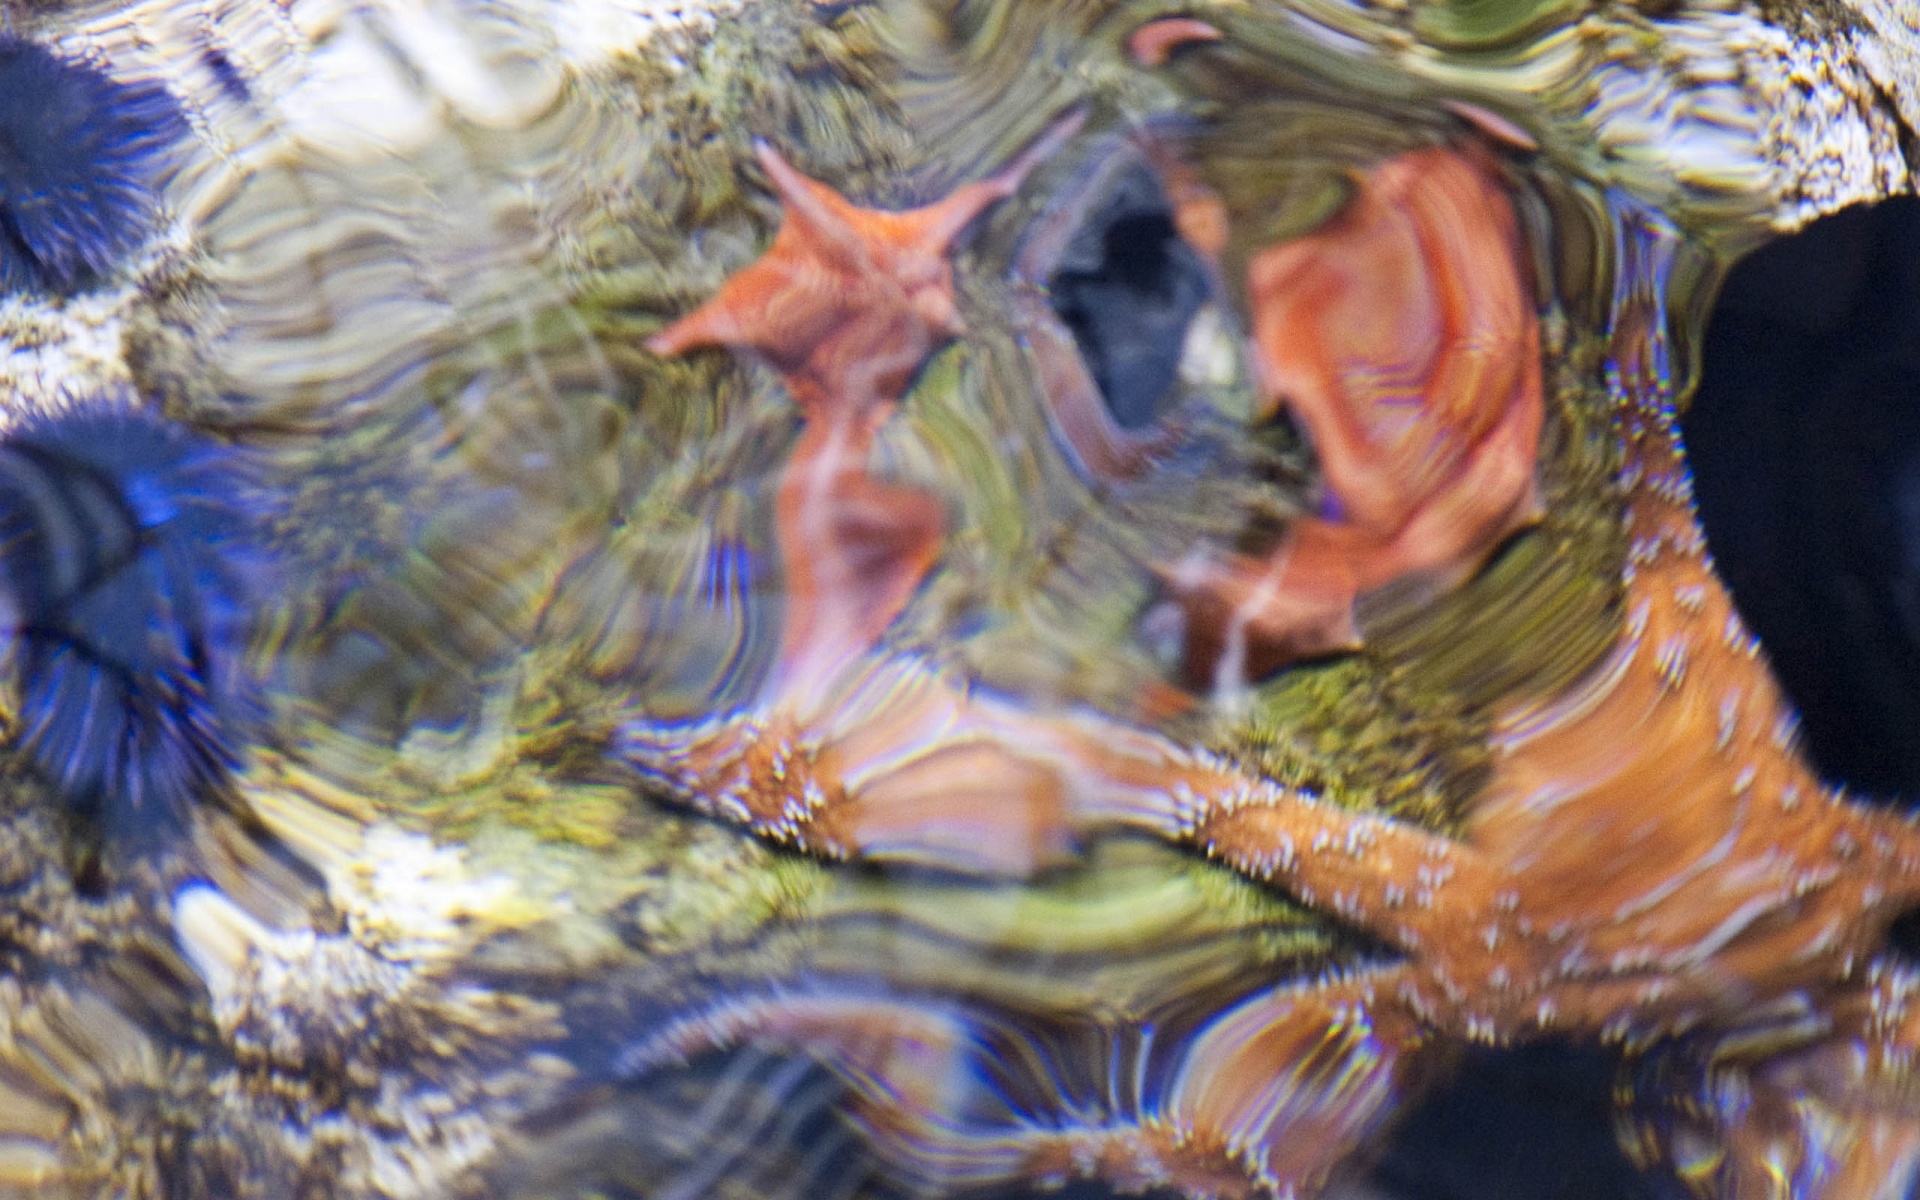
648,127,1077,691
630,125,1131,876
647,139,1046,420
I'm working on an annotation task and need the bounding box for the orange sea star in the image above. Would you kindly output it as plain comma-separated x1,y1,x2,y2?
631,124,1124,877
648,128,1075,691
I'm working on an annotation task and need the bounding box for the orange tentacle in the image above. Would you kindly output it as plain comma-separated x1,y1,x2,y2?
1127,17,1225,67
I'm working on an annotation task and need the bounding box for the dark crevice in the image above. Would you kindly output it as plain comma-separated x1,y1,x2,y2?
1048,162,1212,431
1889,905,1920,962
1368,1043,1683,1200
1685,195,1920,800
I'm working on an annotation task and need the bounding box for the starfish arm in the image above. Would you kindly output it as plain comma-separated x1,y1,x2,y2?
625,628,1489,962
892,110,1086,253
770,419,945,694
1622,973,1920,1200
1082,756,1498,968
645,247,852,369
1127,17,1225,66
751,139,875,269
620,969,1425,1200
1157,538,1362,690
644,288,745,357
889,179,1015,265
1162,968,1428,1197
620,659,1083,876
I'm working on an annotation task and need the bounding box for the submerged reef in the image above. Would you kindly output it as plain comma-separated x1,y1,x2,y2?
0,1,1919,1198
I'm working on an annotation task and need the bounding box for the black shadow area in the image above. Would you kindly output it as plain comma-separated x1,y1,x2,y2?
1685,195,1920,798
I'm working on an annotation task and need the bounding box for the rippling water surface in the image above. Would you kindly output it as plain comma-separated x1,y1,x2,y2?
0,1,1917,1197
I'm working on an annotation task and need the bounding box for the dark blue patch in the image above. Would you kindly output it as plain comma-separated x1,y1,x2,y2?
0,405,274,841
1687,196,1920,798
1048,161,1212,433
202,46,250,105
0,39,186,293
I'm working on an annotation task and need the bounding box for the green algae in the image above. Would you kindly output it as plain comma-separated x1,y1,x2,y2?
1410,0,1590,51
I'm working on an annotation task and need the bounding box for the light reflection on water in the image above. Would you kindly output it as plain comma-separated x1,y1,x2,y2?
0,1,1913,1198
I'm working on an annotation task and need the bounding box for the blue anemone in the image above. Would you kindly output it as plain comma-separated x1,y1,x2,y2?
0,39,184,293
0,404,273,838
